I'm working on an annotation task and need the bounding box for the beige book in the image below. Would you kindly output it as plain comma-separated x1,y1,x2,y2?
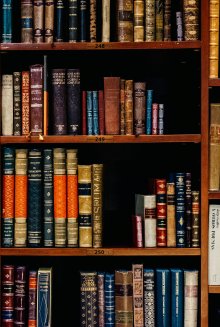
102,0,110,42
209,0,219,78
2,75,13,136
209,103,220,190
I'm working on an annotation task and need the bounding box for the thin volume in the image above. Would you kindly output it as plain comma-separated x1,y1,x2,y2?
55,0,65,41
69,0,78,42
2,0,12,43
102,0,110,42
22,71,30,135
33,0,44,43
82,90,87,134
21,0,33,43
45,0,54,43
2,74,13,136
90,0,97,42
209,0,219,78
80,0,88,42
44,55,49,135
13,72,22,135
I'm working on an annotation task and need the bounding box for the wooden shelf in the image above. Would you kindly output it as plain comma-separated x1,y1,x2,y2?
0,247,201,256
209,286,220,294
0,41,201,51
208,191,220,199
209,79,220,87
0,134,201,144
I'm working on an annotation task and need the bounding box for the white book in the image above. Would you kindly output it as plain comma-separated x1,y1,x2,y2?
184,270,199,327
2,74,13,136
102,0,110,42
208,204,220,285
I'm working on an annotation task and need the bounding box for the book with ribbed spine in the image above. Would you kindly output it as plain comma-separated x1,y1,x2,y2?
2,74,13,136
134,0,144,41
145,0,155,41
166,180,176,247
78,165,92,247
43,149,54,247
185,172,192,247
87,90,93,135
156,179,167,247
102,0,110,42
209,0,219,78
175,172,186,247
69,0,78,42
146,89,153,134
143,269,155,327
53,148,67,247
115,270,133,326
104,77,120,135
191,190,200,248
21,0,33,43
2,0,12,43
125,79,134,135
176,11,183,41
15,149,28,247
55,0,65,41
30,64,43,136
28,270,37,327
171,268,184,327
117,0,134,42
67,149,78,247
14,266,26,326
98,272,105,327
134,82,146,135
2,147,15,247
67,68,81,134
155,0,163,41
80,0,88,42
183,0,199,41
105,273,115,326
80,272,98,326
209,103,220,190
45,0,54,43
156,269,171,326
93,91,99,135
2,265,14,326
37,268,52,327
90,0,97,42
184,270,199,327
208,204,220,285
22,71,30,135
133,264,144,326
33,0,44,42
164,0,171,41
13,72,22,136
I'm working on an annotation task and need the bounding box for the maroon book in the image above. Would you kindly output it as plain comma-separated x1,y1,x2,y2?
132,215,143,247
30,65,43,136
2,265,15,327
82,90,87,135
98,90,105,135
14,266,26,326
104,77,120,135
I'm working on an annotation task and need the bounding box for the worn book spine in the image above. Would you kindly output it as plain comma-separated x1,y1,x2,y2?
175,172,186,247
208,204,220,284
80,272,98,326
80,0,88,42
21,0,33,43
146,89,153,134
30,64,43,136
55,0,65,41
191,190,200,248
125,79,134,135
2,147,14,248
145,0,155,41
2,74,13,136
98,90,105,135
93,91,99,134
33,0,44,43
43,149,54,247
183,0,199,41
176,11,183,41
2,265,14,326
67,68,81,134
164,0,171,41
14,266,26,326
28,149,43,247
43,55,49,135
158,103,164,135
102,0,110,42
2,0,12,43
152,103,158,135
87,91,93,135
52,69,67,135
209,103,220,190
28,270,37,327
184,270,199,327
15,149,28,247
115,270,133,326
82,90,87,134
156,269,171,327
155,0,163,41
53,148,67,247
45,0,54,43
134,82,146,135
120,79,126,135
13,72,22,136
156,179,167,247
185,172,192,247
22,71,30,135
166,181,176,247
209,0,219,78
133,264,144,326
134,0,144,41
67,149,78,247
144,194,157,247
69,0,78,42
132,215,143,247
143,269,155,327
37,268,52,327
104,77,120,135
90,0,97,42
78,165,92,247
105,273,115,326
98,272,105,327
117,0,134,42
92,164,104,247
171,269,184,327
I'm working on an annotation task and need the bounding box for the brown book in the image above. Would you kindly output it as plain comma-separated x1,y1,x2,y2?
209,103,220,190
22,71,30,135
125,79,134,135
90,0,97,42
45,0,55,43
145,0,155,41
183,0,199,41
117,0,134,42
134,0,144,42
104,77,120,135
98,90,105,135
166,182,176,247
132,264,144,326
209,0,219,78
30,64,43,136
34,0,44,43
120,79,125,135
134,81,146,135
155,0,163,41
21,0,33,43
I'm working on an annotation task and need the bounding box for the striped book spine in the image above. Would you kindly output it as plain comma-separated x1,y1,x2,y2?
209,0,219,78
175,172,186,247
156,179,167,247
166,179,176,247
97,272,105,327
28,270,37,327
14,266,26,326
53,148,67,247
22,71,30,135
33,0,44,42
134,0,144,42
184,270,199,327
2,147,15,247
37,268,52,327
156,269,171,326
143,269,155,327
15,149,28,247
171,268,184,327
13,72,22,136
80,272,98,326
183,0,199,41
67,69,81,135
117,0,134,42
146,89,153,134
2,0,12,43
98,90,105,135
28,149,43,247
2,265,14,326
45,0,54,43
133,264,144,326
145,0,155,41
21,0,33,43
55,0,65,41
2,74,13,136
185,172,192,247
67,149,78,247
125,79,134,135
69,0,78,42
78,165,92,247
191,190,200,248
87,91,93,135
105,273,115,326
43,149,54,247
90,0,97,42
80,0,88,42
93,91,99,135
176,11,183,41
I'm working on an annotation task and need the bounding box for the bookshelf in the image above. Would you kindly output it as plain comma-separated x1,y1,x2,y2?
0,0,210,326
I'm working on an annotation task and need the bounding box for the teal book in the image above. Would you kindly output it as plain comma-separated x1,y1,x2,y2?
156,269,171,327
171,268,184,327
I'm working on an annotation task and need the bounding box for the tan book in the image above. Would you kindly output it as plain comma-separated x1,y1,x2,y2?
102,0,110,42
209,103,220,190
90,0,97,42
34,0,44,43
45,0,54,43
132,264,144,326
145,0,155,41
209,0,219,78
104,77,120,135
134,0,144,42
125,80,134,135
166,182,176,247
2,74,13,136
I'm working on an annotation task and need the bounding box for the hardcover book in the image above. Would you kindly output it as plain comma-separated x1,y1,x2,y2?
209,0,219,78
134,0,144,42
133,264,144,326
175,172,185,247
22,71,30,135
2,74,13,136
28,270,37,327
105,273,115,326
2,265,15,326
13,72,22,136
117,0,134,42
104,77,120,135
37,268,52,327
184,270,199,327
30,64,43,136
33,0,44,42
21,0,33,43
143,269,155,327
14,266,26,326
208,204,220,285
67,68,81,135
171,268,184,327
2,0,12,43
69,0,78,42
45,0,54,43
102,0,110,42
156,269,171,327
209,103,220,190
97,272,105,327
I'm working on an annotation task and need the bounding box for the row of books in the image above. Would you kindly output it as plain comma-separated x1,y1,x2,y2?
80,265,199,326
2,146,104,248
2,67,165,136
2,265,52,326
1,0,200,44
133,172,200,248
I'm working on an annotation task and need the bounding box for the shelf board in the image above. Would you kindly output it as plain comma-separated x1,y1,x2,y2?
0,247,201,256
208,191,220,199
0,134,201,144
209,79,220,87
0,41,201,51
209,286,220,294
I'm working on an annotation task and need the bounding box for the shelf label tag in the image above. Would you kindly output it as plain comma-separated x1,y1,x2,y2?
87,136,113,143
86,249,113,256
95,43,105,49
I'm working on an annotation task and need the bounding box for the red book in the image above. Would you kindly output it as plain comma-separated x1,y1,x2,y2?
98,90,105,135
82,90,87,135
152,103,158,135
30,65,43,136
2,265,15,327
156,178,167,247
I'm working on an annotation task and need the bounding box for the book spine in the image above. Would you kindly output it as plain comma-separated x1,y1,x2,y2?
28,270,37,327
134,81,146,135
132,215,143,248
69,0,78,42
117,0,134,42
184,270,199,327
43,55,49,135
152,103,158,135
80,0,88,42
43,149,54,247
171,269,184,327
2,265,14,326
21,0,33,43
191,190,200,248
13,72,22,136
55,0,65,41
30,64,43,136
102,0,110,42
104,77,120,135
134,0,144,42
209,0,219,78
52,69,67,135
176,11,183,41
133,264,144,326
87,91,93,135
53,148,67,247
15,149,28,247
145,0,155,41
105,273,115,326
80,272,98,325
37,268,52,327
175,172,186,247
185,172,192,247
143,269,155,327
2,0,12,43
2,147,15,247
14,266,26,326
97,272,105,327
163,0,171,41
98,90,105,135
144,195,157,247
155,0,163,41
2,74,13,136
82,90,87,134
67,68,81,134
125,79,134,135
208,205,220,284
146,89,153,134
156,179,167,247
158,103,164,135
92,91,99,135
33,0,44,43
45,0,54,43
115,270,133,326
183,0,199,41
166,181,176,247
67,149,78,247
22,71,30,135
90,0,97,42
156,269,171,326
120,79,126,135
92,164,104,247
209,103,220,190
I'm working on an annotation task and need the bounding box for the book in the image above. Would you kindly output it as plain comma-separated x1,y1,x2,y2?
55,0,65,41
45,0,54,43
1,265,15,325
209,0,219,78
166,180,176,247
92,90,99,135
33,0,44,43
191,190,200,248
156,269,171,326
79,0,88,42
185,172,192,247
2,74,13,136
21,0,33,43
22,71,30,135
102,0,110,42
134,81,146,135
209,103,220,190
86,90,93,135
98,90,105,135
90,0,97,42
14,266,26,326
155,0,163,41
134,0,144,42
104,273,115,326
117,0,134,42
37,268,52,327
208,204,220,285
146,89,153,134
28,270,37,327
82,90,87,134
132,215,143,248
143,269,155,326
97,272,105,327
184,270,199,327
171,268,184,327
125,79,134,135
156,178,167,247
30,64,43,136
183,0,199,41
2,0,12,43
43,55,49,135
67,68,81,135
104,77,120,135
69,0,78,42
145,0,155,41
133,264,144,326
175,172,186,247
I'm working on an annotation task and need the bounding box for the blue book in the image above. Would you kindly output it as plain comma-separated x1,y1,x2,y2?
105,273,115,326
87,91,93,135
80,0,88,42
55,0,65,41
2,0,12,43
171,268,184,327
146,89,153,134
156,269,171,327
175,172,186,247
93,91,99,135
143,269,155,327
37,268,52,327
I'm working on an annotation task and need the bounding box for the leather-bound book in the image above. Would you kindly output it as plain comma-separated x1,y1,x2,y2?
55,0,65,41
104,273,115,326
28,270,37,327
134,0,144,42
98,90,105,135
2,0,12,43
67,68,81,135
152,103,158,135
146,89,153,134
14,266,26,326
156,269,171,326
93,91,99,134
164,0,171,41
117,0,134,42
155,0,163,41
166,180,176,247
175,172,186,247
2,74,13,136
156,178,167,247
52,69,67,135
133,264,144,326
80,272,98,326
145,0,155,41
69,0,78,42
185,172,192,247
209,103,220,190
191,190,200,248
82,90,87,134
87,91,93,135
102,0,110,42
143,269,155,326
37,268,52,327
171,269,184,326
125,79,134,135
134,81,146,135
115,270,133,326
45,0,54,43
22,71,30,135
33,0,44,43
184,270,198,327
104,77,120,135
90,0,97,42
80,0,88,42
132,215,143,248
158,103,164,135
97,272,105,327
183,0,199,41
30,64,43,136
2,147,15,247
13,72,22,136
120,79,125,135
21,0,33,43
2,265,15,326
209,0,219,78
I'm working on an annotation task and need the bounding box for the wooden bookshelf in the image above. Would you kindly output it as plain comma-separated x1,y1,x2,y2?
209,192,220,200
209,286,220,294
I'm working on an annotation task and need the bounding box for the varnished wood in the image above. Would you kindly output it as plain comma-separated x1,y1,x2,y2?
209,286,220,294
209,79,220,87
209,192,220,199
